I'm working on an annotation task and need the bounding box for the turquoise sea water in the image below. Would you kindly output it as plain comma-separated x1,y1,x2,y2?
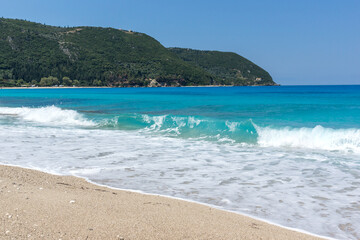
1,86,359,239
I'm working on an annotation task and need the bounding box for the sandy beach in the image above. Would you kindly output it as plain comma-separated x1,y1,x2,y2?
0,165,324,240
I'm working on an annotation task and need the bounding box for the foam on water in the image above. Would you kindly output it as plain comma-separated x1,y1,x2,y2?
0,106,95,127
136,114,360,154
0,123,359,239
135,114,360,154
2,105,359,154
142,114,167,130
256,125,360,153
135,114,259,144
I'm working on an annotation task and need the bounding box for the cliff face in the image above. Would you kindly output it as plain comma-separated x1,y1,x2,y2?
0,18,276,87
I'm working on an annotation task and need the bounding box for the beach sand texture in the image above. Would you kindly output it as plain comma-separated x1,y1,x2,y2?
0,165,324,240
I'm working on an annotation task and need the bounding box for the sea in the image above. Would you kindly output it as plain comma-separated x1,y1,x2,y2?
0,85,359,239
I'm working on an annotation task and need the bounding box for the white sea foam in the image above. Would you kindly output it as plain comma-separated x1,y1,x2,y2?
1,124,359,239
187,116,202,128
141,114,204,135
225,121,240,132
142,114,166,130
0,106,95,127
256,125,360,153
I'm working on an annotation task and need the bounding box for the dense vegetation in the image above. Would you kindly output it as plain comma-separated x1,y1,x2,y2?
0,18,275,87
169,48,274,86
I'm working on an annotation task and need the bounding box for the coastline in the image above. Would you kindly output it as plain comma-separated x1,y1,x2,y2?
0,84,279,90
0,86,112,89
0,164,326,240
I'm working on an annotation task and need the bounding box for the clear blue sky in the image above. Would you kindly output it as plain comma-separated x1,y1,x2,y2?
1,0,359,85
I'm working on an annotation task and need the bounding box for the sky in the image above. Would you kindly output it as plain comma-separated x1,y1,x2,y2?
1,0,359,85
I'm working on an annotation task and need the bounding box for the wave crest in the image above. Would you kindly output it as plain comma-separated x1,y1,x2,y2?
256,125,360,153
0,106,95,127
2,106,359,153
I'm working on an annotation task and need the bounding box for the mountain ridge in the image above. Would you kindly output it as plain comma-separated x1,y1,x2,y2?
0,18,276,87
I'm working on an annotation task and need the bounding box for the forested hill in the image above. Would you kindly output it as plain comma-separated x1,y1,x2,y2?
168,48,274,86
0,18,276,87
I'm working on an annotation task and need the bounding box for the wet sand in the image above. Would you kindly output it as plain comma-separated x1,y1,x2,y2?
0,165,324,239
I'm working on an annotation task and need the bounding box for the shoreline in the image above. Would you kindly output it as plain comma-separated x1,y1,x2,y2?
0,84,280,90
3,84,360,90
0,164,327,239
84,173,331,240
0,86,112,89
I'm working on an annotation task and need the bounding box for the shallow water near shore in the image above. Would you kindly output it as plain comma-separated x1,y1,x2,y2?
1,86,359,239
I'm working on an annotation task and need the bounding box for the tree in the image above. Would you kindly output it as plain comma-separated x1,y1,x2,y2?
62,76,72,86
39,76,59,86
50,76,59,86
92,79,102,86
16,79,26,86
39,77,50,86
31,80,38,85
72,80,80,86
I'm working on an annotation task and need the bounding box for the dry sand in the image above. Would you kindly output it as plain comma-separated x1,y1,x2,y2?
0,165,324,240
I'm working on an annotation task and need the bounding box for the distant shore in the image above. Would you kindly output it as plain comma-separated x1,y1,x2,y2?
0,164,324,239
0,85,228,89
0,86,112,89
0,84,280,90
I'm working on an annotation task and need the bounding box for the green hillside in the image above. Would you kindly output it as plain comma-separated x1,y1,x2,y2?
0,18,275,87
168,48,274,86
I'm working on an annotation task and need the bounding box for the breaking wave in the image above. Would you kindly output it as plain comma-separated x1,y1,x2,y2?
0,106,95,127
99,114,360,153
256,125,360,153
1,106,359,153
